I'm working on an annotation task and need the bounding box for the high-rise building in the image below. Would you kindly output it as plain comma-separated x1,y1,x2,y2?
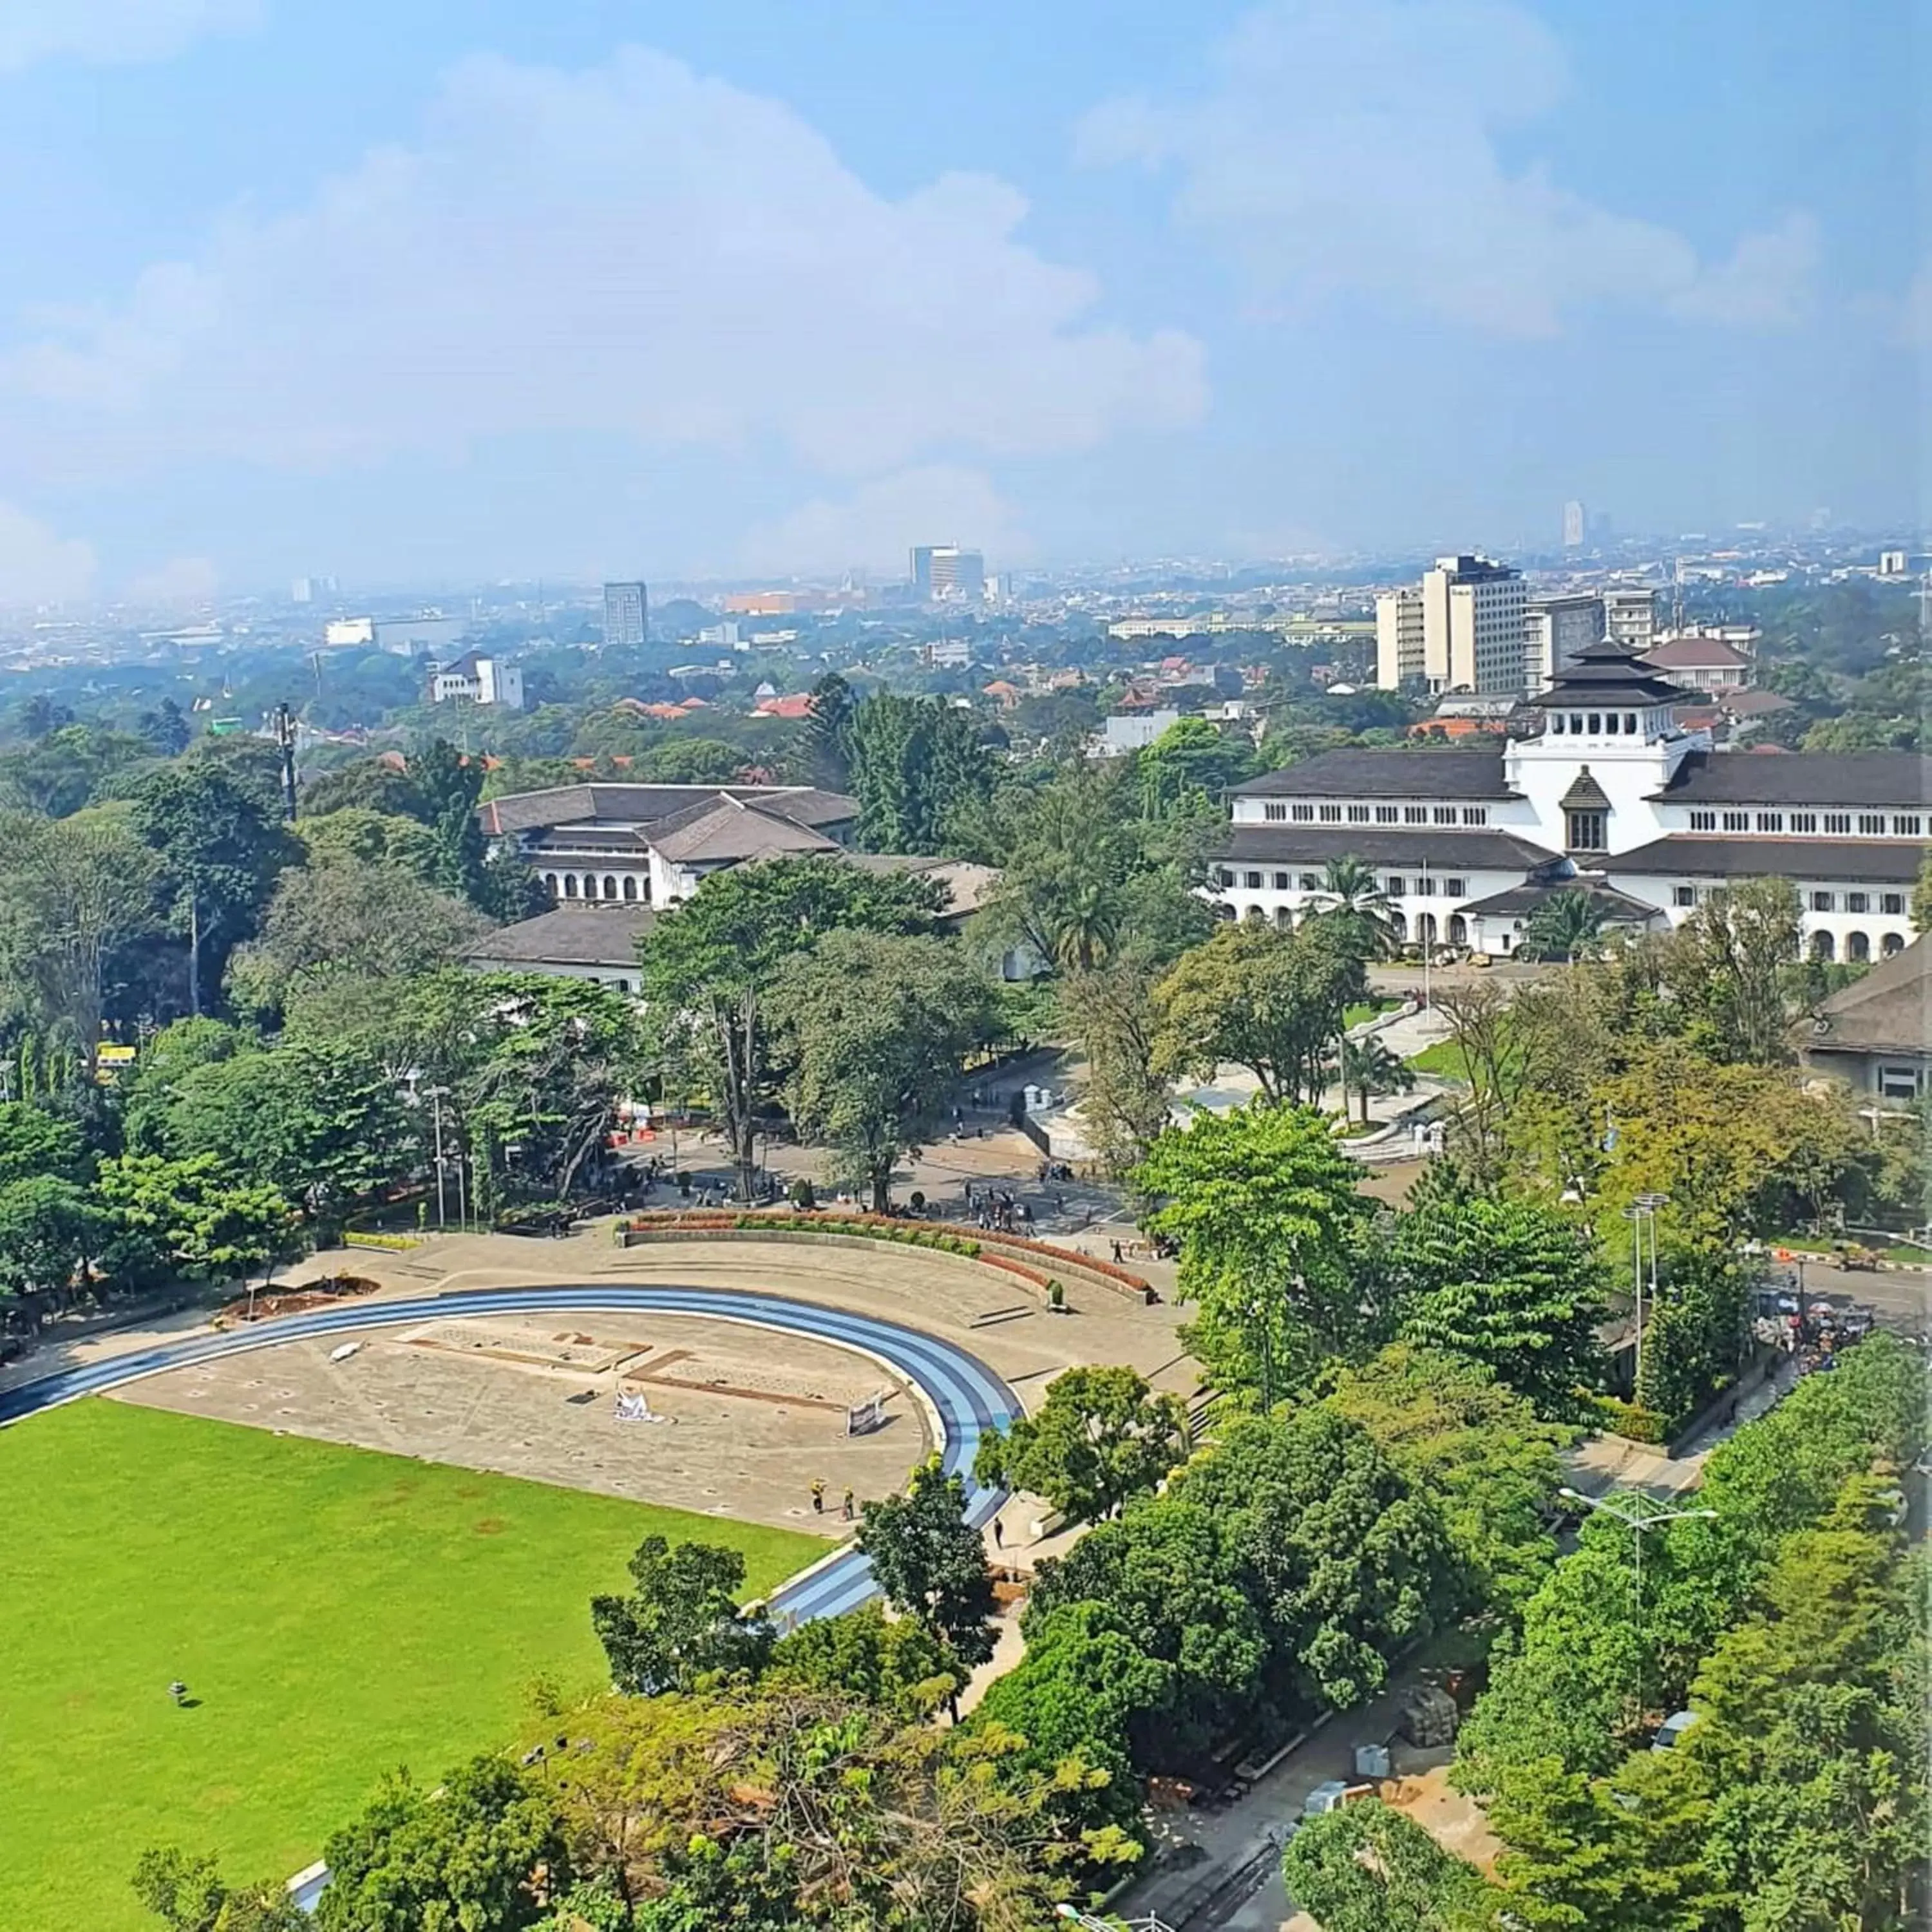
910,545,985,601
1525,592,1604,690
1562,500,1587,548
602,581,649,647
1420,554,1527,694
1374,587,1426,687
1602,587,1657,654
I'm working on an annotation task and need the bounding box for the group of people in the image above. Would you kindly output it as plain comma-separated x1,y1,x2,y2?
810,1479,856,1521
961,1179,1031,1235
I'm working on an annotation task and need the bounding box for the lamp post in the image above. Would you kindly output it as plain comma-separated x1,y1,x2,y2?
1558,1486,1714,1720
425,1086,450,1230
1624,1191,1668,1396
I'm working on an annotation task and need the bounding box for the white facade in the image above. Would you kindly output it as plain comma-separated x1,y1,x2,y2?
1208,643,1924,960
430,654,524,709
1601,587,1657,652
1092,709,1181,757
1375,588,1425,687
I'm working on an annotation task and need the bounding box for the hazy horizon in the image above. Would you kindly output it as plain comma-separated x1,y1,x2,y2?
0,0,1925,604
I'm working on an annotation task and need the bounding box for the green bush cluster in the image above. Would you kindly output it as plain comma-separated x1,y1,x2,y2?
1591,1392,1671,1443
728,1214,980,1258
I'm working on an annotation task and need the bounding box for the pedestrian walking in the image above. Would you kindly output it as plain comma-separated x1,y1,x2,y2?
810,1479,826,1515
842,1488,854,1521
992,1517,1005,1549
1111,1239,1123,1265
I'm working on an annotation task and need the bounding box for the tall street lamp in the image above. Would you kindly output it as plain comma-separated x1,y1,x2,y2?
1558,1485,1715,1721
1624,1191,1668,1394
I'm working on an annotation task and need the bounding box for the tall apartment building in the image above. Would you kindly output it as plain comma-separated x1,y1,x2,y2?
1525,592,1604,690
1602,587,1656,654
1422,554,1528,694
1562,500,1587,549
911,545,985,601
1375,587,1426,687
602,580,650,648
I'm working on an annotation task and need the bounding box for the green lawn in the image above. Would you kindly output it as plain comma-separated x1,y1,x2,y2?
0,1399,821,1932
1406,1038,1471,1079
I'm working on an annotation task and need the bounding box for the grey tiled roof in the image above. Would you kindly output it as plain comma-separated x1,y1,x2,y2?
1231,750,1511,800
1609,837,1924,882
464,904,657,969
1808,940,1931,1057
1652,750,1931,807
1208,825,1562,871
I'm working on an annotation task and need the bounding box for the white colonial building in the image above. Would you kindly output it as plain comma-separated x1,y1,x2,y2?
478,782,859,908
1209,641,1927,962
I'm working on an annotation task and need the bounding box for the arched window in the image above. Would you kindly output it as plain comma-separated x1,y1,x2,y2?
562,875,578,898
1418,912,1438,945
544,873,559,898
1388,910,1406,941
1846,931,1871,962
1809,930,1835,962
580,875,596,900
1274,906,1293,929
1881,931,1905,957
621,875,638,901
603,875,618,900
1448,913,1468,945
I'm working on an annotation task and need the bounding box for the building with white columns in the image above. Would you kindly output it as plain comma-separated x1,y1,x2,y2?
1209,641,1926,962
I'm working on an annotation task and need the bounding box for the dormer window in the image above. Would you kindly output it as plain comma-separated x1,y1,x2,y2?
1568,811,1607,851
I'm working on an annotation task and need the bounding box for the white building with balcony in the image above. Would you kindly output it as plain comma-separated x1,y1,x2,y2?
1209,640,1926,962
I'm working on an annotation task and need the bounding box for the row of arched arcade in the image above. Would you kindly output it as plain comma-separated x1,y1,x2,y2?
544,872,646,904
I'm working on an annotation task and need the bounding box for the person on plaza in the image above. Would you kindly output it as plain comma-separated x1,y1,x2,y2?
810,1479,826,1515
992,1517,1005,1549
841,1488,854,1520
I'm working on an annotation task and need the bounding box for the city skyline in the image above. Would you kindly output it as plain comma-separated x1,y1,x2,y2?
0,0,1924,603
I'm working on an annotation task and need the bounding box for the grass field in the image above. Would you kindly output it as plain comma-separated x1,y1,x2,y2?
0,1399,822,1932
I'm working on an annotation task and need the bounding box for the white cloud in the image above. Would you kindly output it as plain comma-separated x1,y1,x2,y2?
1077,0,1817,339
0,0,259,72
0,501,96,605
741,466,1031,577
127,553,218,604
1,47,1204,486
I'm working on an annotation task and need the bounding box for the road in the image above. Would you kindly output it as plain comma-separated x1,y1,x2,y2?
0,1282,1024,1626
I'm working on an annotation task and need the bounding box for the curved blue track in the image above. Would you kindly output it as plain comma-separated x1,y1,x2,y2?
0,1285,1023,1626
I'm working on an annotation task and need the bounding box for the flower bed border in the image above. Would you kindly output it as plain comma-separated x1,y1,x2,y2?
613,1209,1156,1302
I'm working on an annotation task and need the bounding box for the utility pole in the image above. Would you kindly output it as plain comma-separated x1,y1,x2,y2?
272,701,298,821
1559,1486,1714,1721
1624,1191,1668,1395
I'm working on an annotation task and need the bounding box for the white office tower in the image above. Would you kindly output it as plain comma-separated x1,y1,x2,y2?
1376,587,1426,687
1563,500,1587,548
1602,587,1657,653
1421,554,1528,695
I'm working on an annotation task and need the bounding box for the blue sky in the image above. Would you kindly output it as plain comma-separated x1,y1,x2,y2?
0,0,1924,601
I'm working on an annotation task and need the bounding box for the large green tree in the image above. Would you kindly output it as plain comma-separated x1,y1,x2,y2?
638,857,944,1202
590,1535,770,1695
766,929,999,1211
844,693,992,852
1135,1100,1372,1397
1153,920,1363,1106
1388,1197,1608,1417
96,1153,296,1284
973,1365,1189,1526
857,1457,998,1667
1057,961,1176,1176
133,1848,307,1932
315,1756,568,1932
1282,1800,1503,1932
132,759,296,1017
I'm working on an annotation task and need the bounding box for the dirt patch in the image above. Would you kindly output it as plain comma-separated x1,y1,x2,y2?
112,1309,929,1535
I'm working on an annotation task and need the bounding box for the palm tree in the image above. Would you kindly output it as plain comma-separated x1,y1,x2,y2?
1517,888,1611,963
1048,875,1122,973
1340,1034,1417,1124
1308,855,1398,961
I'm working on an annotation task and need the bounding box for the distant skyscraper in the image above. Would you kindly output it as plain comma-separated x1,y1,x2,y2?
602,580,649,647
1562,500,1587,548
910,545,985,601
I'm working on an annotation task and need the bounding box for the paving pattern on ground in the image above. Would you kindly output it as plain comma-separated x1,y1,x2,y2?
113,1309,927,1534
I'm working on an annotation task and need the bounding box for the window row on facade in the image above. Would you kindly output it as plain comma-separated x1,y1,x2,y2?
1669,884,1909,916
1258,802,1491,826
1216,867,1469,898
544,871,644,902
1683,810,1922,837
